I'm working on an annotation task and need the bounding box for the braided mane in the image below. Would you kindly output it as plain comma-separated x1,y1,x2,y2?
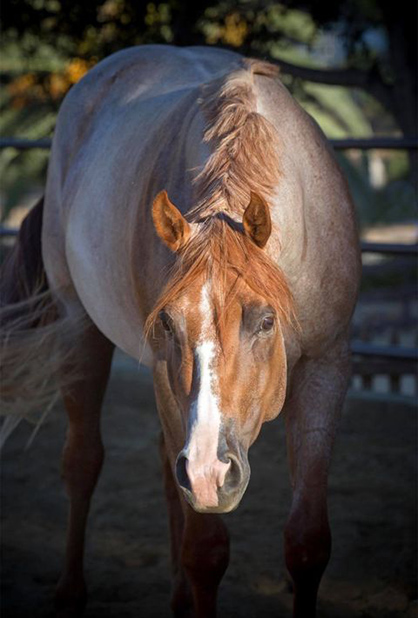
191,59,280,219
145,59,298,340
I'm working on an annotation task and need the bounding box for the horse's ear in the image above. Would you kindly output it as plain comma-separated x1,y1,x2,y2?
152,191,191,252
243,192,271,248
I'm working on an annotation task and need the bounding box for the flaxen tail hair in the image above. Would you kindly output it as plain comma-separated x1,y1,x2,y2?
0,199,85,447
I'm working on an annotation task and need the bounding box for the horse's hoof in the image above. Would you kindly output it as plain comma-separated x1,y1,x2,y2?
171,575,193,618
55,580,87,618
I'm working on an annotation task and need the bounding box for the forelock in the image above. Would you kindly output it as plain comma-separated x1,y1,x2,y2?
144,218,297,342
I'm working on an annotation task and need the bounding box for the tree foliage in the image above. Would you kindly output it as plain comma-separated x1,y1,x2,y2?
0,1,416,221
2,0,416,137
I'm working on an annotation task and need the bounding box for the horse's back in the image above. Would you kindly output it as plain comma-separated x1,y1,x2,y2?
42,46,245,358
46,45,244,205
42,44,360,362
56,45,242,133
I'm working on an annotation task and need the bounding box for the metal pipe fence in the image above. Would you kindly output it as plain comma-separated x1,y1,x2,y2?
1,137,418,151
1,135,417,397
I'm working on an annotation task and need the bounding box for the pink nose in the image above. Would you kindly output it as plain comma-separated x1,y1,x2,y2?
175,451,250,513
185,458,231,509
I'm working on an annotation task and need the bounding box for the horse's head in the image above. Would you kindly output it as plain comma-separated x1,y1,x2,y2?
148,191,295,513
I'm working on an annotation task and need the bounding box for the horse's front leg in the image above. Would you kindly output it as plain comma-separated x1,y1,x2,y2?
160,434,230,618
159,432,192,616
284,346,351,618
155,363,230,618
55,321,114,616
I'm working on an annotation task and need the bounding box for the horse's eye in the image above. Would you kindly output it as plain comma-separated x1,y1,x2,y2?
159,311,172,334
260,316,275,332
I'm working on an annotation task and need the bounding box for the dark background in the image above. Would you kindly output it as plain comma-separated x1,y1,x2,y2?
1,2,417,617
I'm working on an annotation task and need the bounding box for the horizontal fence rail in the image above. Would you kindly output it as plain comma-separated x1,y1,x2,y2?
331,137,418,150
1,135,417,397
0,138,52,149
351,342,418,362
351,343,418,395
0,228,18,237
1,137,418,151
2,135,416,251
361,242,418,255
0,226,416,256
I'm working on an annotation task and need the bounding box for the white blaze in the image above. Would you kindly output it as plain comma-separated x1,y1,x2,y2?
185,283,230,508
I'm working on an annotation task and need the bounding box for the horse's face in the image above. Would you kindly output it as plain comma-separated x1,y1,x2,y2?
151,191,289,513
159,275,287,513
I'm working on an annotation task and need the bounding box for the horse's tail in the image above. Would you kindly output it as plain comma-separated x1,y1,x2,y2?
0,198,84,446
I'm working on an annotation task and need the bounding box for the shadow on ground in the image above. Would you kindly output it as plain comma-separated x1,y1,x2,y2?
1,352,417,617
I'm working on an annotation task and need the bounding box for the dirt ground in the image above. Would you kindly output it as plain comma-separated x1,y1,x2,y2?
1,352,417,618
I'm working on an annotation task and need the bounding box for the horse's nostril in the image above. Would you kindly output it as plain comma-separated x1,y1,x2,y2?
224,454,242,492
175,454,191,491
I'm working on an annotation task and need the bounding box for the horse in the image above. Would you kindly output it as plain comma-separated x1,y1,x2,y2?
1,44,361,617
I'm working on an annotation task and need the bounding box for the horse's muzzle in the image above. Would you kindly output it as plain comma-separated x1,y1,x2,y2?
175,450,251,514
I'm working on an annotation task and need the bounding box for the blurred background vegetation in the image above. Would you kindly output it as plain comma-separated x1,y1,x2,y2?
0,0,417,232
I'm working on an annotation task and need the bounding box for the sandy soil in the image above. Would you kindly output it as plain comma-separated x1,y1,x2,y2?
1,353,417,618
